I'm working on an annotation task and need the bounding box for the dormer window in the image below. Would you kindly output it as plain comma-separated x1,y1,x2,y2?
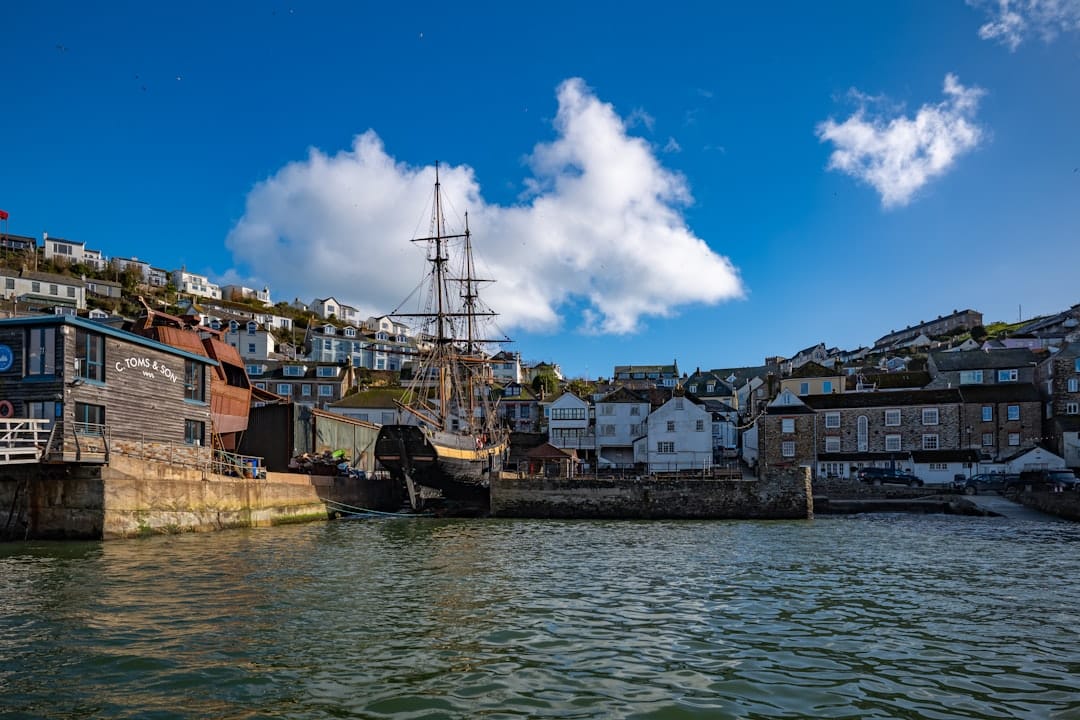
377,332,388,341
229,320,239,333
317,366,337,378
247,321,257,335
324,324,336,335
210,320,221,331
344,327,356,337
284,366,304,377
246,364,264,376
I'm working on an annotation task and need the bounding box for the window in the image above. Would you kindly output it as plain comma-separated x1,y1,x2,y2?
1007,405,1020,421
277,383,292,395
1069,378,1079,393
822,381,833,393
981,405,993,422
695,419,705,432
600,424,615,436
184,420,204,446
657,441,675,453
630,406,641,416
4,278,12,289
247,365,263,376
1076,358,1080,373
674,398,684,410
706,382,715,393
301,384,312,396
318,385,333,397
284,366,304,377
255,382,265,390
247,343,256,355
74,402,105,426
824,436,841,452
317,366,336,377
884,409,901,426
55,243,72,255
49,284,58,296
28,401,59,430
929,463,948,471
184,360,205,402
26,327,56,376
799,382,809,396
688,384,698,393
997,369,1018,382
922,434,939,450
551,407,586,420
229,321,239,332
1067,402,1079,415
75,329,104,382
1008,432,1020,446
922,408,939,426
781,418,795,434
885,434,902,451
520,406,530,418
960,370,983,384
31,281,41,293
857,416,868,452
982,433,994,446
824,412,840,428
666,420,675,432
781,441,796,457
600,404,614,415
66,286,75,298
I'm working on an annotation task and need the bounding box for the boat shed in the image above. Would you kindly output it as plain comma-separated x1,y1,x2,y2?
0,314,217,462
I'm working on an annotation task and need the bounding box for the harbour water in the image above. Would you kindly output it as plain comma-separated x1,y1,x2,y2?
2,513,1079,719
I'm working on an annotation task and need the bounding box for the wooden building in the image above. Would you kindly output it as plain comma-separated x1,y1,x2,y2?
0,315,216,462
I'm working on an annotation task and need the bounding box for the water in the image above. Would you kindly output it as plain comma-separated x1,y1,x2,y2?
2,514,1080,719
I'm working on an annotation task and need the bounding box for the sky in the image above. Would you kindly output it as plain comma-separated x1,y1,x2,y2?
2,1,1079,379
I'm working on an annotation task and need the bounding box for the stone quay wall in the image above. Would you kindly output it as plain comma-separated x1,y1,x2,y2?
0,455,402,541
1014,489,1080,522
491,467,812,520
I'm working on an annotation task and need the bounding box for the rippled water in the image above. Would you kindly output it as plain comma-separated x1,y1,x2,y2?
2,513,1080,719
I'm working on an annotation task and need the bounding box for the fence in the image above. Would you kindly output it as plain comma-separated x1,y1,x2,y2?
0,419,52,464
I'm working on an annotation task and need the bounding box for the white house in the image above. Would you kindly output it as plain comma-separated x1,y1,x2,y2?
634,395,713,473
219,318,275,360
222,284,272,306
313,297,361,325
0,268,86,310
548,392,593,453
490,351,522,384
1000,446,1066,474
42,234,106,270
172,269,222,300
595,387,649,469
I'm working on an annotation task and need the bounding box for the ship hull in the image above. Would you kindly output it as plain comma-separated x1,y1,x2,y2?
375,424,506,514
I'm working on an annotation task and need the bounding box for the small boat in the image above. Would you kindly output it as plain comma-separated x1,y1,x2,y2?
374,164,510,514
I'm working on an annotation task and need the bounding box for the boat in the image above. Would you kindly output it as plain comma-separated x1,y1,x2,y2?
129,297,252,451
374,164,510,514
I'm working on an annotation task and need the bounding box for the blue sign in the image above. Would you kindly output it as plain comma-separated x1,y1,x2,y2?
0,344,12,372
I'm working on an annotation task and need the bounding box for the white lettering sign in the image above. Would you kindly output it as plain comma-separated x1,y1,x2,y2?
114,356,179,383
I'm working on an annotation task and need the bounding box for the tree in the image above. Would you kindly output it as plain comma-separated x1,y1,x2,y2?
970,325,987,342
532,370,558,396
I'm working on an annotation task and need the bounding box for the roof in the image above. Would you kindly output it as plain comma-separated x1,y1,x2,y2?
789,361,837,378
0,314,217,366
956,385,1042,403
525,442,577,460
855,371,932,390
0,268,86,286
793,342,824,357
804,388,963,410
930,348,1039,372
329,388,404,408
613,363,678,375
598,386,647,403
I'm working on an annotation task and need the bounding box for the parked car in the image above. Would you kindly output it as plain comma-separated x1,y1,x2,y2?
1004,469,1080,495
955,473,1015,495
857,467,924,487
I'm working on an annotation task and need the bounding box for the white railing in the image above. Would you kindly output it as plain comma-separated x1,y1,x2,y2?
0,419,52,464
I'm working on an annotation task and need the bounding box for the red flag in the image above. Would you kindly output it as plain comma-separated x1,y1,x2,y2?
0,210,8,220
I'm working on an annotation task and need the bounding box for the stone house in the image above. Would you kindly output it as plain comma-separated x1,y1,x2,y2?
874,309,983,349
956,385,1043,462
249,361,355,410
757,390,817,477
926,348,1040,389
1037,342,1080,468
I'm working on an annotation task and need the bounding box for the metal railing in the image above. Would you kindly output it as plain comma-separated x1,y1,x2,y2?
72,422,110,462
211,449,266,479
0,419,52,464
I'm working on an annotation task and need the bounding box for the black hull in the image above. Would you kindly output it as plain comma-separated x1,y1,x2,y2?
375,425,504,514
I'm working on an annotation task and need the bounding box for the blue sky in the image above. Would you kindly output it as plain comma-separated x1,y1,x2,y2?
3,1,1079,378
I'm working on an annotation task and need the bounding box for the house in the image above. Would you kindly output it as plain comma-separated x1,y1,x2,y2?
757,390,818,477
221,284,272,306
110,257,151,283
312,297,361,325
498,382,541,432
0,232,36,254
957,385,1043,462
702,399,739,459
927,348,1041,389
874,309,983,349
1037,342,1080,469
147,267,169,287
248,361,354,409
84,278,123,300
779,361,844,397
613,362,680,388
42,234,106,271
547,392,593,454
634,394,713,473
525,361,564,384
0,314,216,458
171,269,222,301
0,268,87,310
490,351,522,384
327,388,403,425
216,318,275,361
801,388,967,483
594,386,649,469
787,342,828,371
683,368,737,407
998,445,1067,474
523,442,579,477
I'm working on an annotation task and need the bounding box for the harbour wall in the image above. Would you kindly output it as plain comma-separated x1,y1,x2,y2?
490,468,813,519
0,456,402,541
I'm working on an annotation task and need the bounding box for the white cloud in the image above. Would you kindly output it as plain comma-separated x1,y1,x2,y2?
225,78,743,336
626,107,656,132
663,137,682,153
816,74,985,208
971,0,1080,50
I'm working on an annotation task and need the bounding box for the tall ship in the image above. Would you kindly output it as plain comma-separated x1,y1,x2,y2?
374,164,510,514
